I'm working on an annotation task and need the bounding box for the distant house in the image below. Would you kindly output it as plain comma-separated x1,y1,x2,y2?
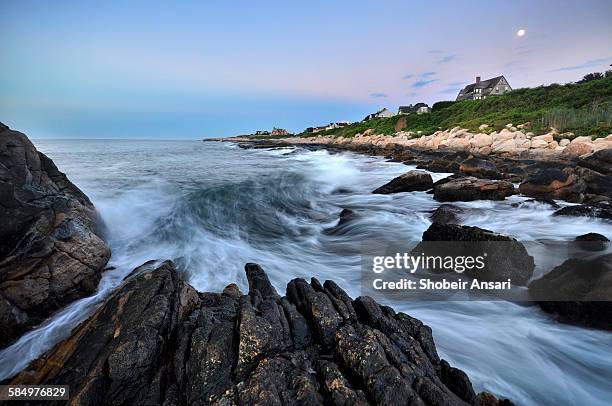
398,103,431,115
305,126,327,134
325,121,350,130
305,121,350,133
271,127,289,136
255,130,270,135
456,76,512,101
363,108,394,121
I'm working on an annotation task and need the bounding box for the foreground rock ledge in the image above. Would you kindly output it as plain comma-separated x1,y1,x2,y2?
10,261,511,406
0,123,111,348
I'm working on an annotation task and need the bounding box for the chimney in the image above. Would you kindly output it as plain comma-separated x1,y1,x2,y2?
476,76,481,84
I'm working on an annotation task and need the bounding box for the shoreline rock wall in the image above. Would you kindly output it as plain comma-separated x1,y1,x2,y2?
226,124,612,158
0,123,111,348
9,261,512,405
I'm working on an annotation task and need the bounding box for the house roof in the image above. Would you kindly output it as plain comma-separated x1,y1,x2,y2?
460,76,505,94
398,103,428,113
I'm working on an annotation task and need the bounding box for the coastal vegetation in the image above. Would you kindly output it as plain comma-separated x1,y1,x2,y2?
300,74,612,139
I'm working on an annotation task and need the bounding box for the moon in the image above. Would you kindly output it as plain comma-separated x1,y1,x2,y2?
517,29,526,37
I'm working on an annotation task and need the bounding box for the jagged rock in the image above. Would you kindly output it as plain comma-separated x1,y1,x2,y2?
518,169,586,202
0,124,110,348
433,177,516,202
372,170,433,194
552,202,612,220
528,254,612,330
419,223,534,285
9,261,512,405
429,204,464,224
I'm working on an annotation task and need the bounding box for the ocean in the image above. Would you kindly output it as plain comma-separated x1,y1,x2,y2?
1,139,611,405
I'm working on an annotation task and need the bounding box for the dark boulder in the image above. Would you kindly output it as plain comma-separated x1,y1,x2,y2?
0,124,110,348
552,202,612,220
458,158,501,179
419,223,534,285
433,177,516,202
570,166,612,199
578,148,612,176
518,168,586,202
430,204,464,224
528,254,612,330
372,170,433,194
417,159,461,173
575,233,609,251
9,261,512,405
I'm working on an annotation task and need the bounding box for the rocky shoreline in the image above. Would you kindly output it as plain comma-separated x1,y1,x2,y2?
1,125,610,405
220,123,612,158
0,123,111,349
8,260,512,406
232,138,612,330
0,126,518,404
233,137,612,205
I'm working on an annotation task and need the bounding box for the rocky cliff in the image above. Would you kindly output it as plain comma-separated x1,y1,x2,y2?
0,123,111,348
10,261,511,406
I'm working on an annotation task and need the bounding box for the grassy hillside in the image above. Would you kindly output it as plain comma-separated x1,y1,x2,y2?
301,76,612,138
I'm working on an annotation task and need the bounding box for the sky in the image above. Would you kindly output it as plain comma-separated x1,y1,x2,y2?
1,0,611,139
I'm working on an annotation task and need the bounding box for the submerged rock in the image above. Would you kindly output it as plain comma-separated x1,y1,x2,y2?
529,254,612,330
419,223,534,285
9,261,512,405
510,198,560,209
433,176,516,202
372,170,433,194
0,124,111,348
552,202,612,220
323,208,359,235
429,204,464,224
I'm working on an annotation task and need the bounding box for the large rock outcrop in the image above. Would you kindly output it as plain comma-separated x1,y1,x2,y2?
372,170,433,194
419,223,534,285
518,169,586,202
578,148,612,176
528,253,612,330
10,261,512,405
0,123,111,348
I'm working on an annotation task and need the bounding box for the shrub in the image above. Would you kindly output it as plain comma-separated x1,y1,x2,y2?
291,75,612,138
432,101,456,112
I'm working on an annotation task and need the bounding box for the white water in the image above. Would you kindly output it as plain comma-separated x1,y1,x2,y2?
1,140,611,405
